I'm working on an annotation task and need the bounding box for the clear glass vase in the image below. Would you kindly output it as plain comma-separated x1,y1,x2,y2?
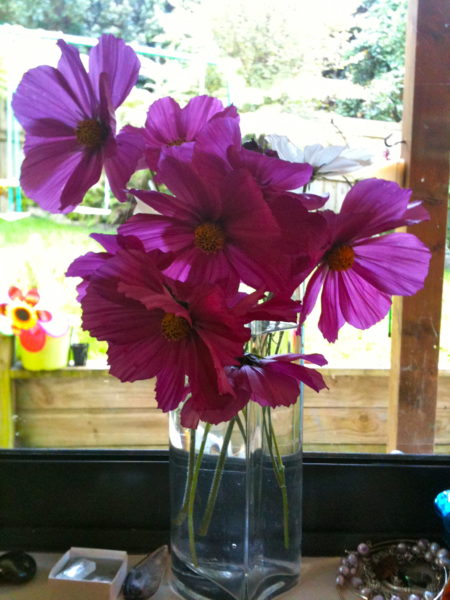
169,322,303,600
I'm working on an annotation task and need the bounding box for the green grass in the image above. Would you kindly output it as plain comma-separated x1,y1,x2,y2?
0,213,116,359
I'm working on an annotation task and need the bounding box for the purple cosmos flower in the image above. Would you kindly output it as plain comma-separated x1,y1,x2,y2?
121,155,289,294
192,117,329,281
181,352,327,428
227,352,328,407
140,95,239,171
12,34,142,213
299,178,432,342
194,117,319,205
68,245,250,412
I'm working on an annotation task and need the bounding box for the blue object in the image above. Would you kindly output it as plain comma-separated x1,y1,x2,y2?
434,490,450,546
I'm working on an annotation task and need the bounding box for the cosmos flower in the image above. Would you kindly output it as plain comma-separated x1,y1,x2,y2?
68,246,251,412
0,286,63,351
121,155,288,294
227,352,328,408
266,134,372,177
194,117,319,206
12,34,142,213
140,95,239,171
299,178,431,342
181,352,327,428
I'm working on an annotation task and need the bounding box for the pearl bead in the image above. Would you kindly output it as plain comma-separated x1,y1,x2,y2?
430,542,440,554
397,542,407,553
336,574,345,586
412,544,421,554
390,595,402,600
437,548,449,559
350,567,357,576
408,594,421,600
372,595,385,600
424,551,433,562
350,576,362,588
347,553,359,566
424,592,435,600
357,542,370,556
418,538,429,550
360,586,372,596
339,565,350,576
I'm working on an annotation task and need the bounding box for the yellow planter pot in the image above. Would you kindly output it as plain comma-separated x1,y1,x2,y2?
19,332,70,371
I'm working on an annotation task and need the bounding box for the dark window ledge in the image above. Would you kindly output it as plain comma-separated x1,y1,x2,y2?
1,450,449,555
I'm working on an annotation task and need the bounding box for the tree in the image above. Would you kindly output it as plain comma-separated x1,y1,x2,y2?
210,0,304,88
346,0,407,86
335,0,408,121
0,0,168,45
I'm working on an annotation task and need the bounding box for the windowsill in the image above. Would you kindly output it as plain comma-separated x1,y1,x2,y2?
0,553,341,599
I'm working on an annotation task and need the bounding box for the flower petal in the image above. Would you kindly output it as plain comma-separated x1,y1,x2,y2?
337,269,392,332
56,39,96,117
19,139,87,213
88,34,140,108
105,125,145,201
352,233,431,295
12,65,85,129
299,266,327,326
318,270,346,342
59,149,103,212
19,327,46,352
181,95,228,140
338,179,414,239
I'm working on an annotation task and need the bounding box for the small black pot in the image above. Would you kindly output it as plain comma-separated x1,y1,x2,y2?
71,343,89,366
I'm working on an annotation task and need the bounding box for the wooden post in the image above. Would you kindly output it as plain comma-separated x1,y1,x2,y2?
388,0,450,453
0,335,14,448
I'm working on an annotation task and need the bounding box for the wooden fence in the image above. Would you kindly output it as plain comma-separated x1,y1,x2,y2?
1,336,449,453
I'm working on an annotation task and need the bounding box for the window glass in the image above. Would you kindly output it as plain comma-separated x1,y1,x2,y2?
0,0,447,455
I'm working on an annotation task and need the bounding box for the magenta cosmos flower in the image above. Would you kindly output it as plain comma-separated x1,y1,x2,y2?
121,156,288,294
140,95,238,171
12,34,142,212
300,178,431,342
194,116,322,207
181,352,327,429
68,245,250,412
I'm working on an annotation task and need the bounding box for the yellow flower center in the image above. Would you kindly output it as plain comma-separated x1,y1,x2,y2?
8,303,38,331
161,313,191,341
326,245,355,271
75,119,107,148
168,138,186,146
194,222,225,254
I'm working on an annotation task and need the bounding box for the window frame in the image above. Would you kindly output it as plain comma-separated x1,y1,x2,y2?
1,0,449,556
1,449,449,554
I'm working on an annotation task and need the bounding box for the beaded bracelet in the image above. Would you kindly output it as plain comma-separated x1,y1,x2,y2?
336,539,450,600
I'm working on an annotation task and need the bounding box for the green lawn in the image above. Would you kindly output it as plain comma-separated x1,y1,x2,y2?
1,212,449,368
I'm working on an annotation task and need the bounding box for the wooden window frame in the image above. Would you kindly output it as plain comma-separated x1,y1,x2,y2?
388,0,450,453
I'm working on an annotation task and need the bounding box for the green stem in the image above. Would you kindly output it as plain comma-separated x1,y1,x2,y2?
173,428,196,526
235,413,247,444
198,418,235,536
270,416,290,549
187,423,211,567
263,408,290,549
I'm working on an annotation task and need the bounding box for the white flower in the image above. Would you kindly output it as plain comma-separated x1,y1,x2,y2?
266,134,372,177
